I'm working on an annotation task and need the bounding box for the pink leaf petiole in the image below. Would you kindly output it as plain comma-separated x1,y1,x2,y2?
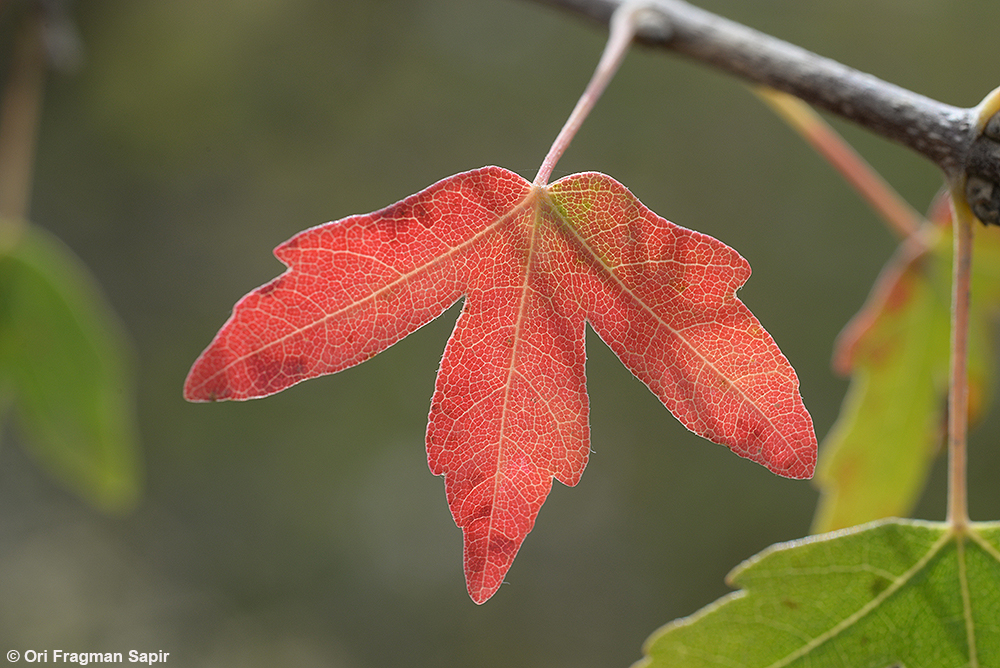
534,1,669,187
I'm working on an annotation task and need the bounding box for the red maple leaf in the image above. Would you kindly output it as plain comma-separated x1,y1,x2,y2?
185,166,816,603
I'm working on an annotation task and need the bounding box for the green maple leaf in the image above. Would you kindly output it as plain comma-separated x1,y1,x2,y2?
636,520,1000,668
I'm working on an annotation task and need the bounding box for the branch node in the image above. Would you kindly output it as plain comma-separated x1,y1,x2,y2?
632,5,672,44
964,109,1000,226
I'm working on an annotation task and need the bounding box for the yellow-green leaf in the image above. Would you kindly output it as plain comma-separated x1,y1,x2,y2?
813,198,999,532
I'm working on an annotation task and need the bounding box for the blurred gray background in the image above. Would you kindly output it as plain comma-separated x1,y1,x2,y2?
3,1,1000,666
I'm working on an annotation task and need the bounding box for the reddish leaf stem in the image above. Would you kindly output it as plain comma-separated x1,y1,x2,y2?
534,2,667,186
947,192,973,532
754,88,926,242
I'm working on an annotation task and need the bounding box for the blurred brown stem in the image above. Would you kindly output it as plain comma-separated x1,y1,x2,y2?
0,6,46,221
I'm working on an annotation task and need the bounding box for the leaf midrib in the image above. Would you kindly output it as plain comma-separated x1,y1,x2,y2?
762,527,953,668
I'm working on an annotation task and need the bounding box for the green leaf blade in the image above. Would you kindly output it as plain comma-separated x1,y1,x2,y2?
0,222,141,511
637,521,1000,668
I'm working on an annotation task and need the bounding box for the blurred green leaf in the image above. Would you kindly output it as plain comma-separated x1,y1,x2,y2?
0,220,140,511
636,520,1000,668
812,198,1000,533
812,234,950,533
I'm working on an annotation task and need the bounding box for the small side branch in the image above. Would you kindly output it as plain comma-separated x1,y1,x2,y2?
531,0,976,178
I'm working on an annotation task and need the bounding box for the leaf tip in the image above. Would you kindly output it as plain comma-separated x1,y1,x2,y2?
468,585,496,605
757,429,817,480
768,449,816,480
462,533,517,604
183,350,235,403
